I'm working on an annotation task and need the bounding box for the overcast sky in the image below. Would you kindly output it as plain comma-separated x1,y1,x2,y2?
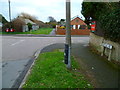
0,0,85,22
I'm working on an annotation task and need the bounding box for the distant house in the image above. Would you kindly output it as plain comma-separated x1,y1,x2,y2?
3,17,39,32
56,16,90,35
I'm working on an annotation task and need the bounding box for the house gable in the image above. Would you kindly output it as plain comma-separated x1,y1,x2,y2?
71,17,87,25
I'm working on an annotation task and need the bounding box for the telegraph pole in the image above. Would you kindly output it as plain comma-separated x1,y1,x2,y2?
8,0,11,28
65,0,71,69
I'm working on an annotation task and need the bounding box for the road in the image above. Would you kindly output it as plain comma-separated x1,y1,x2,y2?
2,35,89,88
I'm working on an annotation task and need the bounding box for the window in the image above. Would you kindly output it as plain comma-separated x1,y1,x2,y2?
79,25,86,29
73,25,76,29
78,25,80,29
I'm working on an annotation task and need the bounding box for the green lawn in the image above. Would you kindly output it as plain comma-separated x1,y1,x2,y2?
22,50,93,88
1,28,53,35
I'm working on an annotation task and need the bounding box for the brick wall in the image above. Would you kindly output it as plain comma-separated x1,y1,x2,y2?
56,28,90,35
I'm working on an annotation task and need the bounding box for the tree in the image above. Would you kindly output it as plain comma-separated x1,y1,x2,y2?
59,19,65,25
2,18,25,32
18,12,48,28
0,14,8,24
81,2,120,43
48,16,56,22
27,23,32,31
60,19,65,22
47,16,57,28
18,12,38,22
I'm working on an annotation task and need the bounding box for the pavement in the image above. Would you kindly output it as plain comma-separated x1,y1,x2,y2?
41,43,120,88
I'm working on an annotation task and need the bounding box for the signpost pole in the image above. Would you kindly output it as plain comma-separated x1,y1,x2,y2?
65,0,71,69
8,0,11,28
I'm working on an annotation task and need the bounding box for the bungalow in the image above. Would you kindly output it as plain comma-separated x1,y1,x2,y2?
3,17,39,32
56,16,90,35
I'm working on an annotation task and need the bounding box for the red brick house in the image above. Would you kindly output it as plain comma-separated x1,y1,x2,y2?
56,17,90,35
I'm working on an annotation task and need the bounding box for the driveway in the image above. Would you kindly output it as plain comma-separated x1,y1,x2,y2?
49,29,56,36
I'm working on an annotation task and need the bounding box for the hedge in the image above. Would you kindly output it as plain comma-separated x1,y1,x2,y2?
82,2,120,43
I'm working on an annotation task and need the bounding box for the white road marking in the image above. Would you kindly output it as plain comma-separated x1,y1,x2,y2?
11,40,25,46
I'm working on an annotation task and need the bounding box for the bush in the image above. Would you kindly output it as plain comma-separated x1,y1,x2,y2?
82,2,120,43
27,23,32,31
100,8,120,43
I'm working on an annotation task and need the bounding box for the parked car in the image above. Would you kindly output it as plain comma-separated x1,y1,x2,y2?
59,25,65,29
6,28,15,32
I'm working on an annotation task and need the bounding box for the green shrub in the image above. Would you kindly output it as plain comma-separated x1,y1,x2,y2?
82,2,120,43
27,23,32,31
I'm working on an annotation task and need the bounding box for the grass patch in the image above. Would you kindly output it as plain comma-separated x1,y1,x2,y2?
1,28,53,35
23,50,93,88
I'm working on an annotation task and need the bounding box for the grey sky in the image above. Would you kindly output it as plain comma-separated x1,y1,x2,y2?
0,0,85,22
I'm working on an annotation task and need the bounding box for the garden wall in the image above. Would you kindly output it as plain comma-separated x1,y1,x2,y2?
56,28,90,35
89,33,120,63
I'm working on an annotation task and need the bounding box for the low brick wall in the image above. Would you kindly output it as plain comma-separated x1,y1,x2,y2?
56,28,90,35
89,33,120,62
56,29,66,35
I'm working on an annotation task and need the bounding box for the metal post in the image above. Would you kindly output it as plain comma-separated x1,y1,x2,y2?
8,0,11,28
65,0,71,69
108,49,112,61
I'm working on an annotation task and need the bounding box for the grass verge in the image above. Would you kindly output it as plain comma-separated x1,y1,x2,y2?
22,50,93,88
1,28,53,35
